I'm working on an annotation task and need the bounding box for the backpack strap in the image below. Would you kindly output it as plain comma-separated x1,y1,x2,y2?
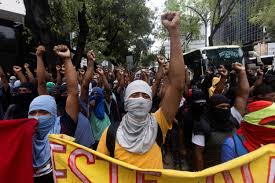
106,122,120,158
106,122,163,158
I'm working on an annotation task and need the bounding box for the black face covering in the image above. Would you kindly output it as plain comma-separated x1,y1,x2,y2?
206,94,235,132
191,102,206,120
16,93,34,107
208,106,234,132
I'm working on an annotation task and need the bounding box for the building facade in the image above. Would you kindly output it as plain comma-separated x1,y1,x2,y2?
213,0,264,48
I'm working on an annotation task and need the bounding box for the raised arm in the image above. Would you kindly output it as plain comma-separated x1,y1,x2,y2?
36,45,48,95
56,65,62,86
13,66,27,84
152,56,164,97
0,66,9,92
54,45,79,122
233,63,249,116
96,68,110,91
80,50,95,104
24,63,35,83
213,66,228,95
160,12,185,123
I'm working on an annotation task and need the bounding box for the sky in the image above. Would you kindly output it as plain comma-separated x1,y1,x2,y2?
145,0,166,52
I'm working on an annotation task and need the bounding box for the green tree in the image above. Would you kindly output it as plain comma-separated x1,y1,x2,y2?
159,0,201,50
23,0,154,67
250,0,275,39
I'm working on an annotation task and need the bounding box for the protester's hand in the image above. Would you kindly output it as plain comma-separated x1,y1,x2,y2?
96,68,104,76
24,63,30,69
53,45,71,60
218,65,228,78
78,68,85,75
157,55,165,65
36,45,46,57
232,62,245,72
13,66,22,73
161,12,180,33
56,65,61,71
257,68,264,76
87,50,96,63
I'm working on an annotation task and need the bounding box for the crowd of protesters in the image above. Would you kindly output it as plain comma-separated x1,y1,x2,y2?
0,12,275,183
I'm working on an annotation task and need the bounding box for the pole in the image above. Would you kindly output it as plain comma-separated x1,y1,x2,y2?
204,21,208,47
185,5,208,47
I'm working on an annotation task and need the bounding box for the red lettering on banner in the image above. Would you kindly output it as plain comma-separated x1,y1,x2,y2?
241,164,254,183
206,175,214,183
205,171,233,183
109,163,118,183
136,171,162,183
49,142,67,180
267,156,275,183
222,170,234,183
68,148,95,183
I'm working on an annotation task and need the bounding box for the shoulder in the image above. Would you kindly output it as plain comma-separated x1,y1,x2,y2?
221,137,237,163
153,108,172,132
230,106,243,124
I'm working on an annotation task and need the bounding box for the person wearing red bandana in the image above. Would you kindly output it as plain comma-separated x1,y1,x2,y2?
221,100,275,162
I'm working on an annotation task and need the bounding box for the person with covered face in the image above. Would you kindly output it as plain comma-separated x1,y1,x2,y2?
221,100,275,162
29,45,79,183
192,63,249,170
96,12,186,169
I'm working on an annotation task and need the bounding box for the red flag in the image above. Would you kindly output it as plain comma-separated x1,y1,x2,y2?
0,118,37,183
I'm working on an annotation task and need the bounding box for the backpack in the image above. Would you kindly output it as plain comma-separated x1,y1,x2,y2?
106,122,163,158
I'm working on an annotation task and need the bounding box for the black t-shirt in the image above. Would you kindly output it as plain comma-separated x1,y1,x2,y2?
60,112,77,137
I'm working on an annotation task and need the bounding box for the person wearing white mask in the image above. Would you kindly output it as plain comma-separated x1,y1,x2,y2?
97,12,185,169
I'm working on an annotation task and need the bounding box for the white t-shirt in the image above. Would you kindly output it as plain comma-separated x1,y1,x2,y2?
191,107,242,147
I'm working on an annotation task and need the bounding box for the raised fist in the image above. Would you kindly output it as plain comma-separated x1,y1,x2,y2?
218,65,228,78
78,68,85,75
96,68,104,76
56,65,61,71
232,62,245,72
161,12,181,33
53,45,71,59
24,63,29,69
157,55,165,65
36,45,46,57
13,66,22,73
87,50,96,62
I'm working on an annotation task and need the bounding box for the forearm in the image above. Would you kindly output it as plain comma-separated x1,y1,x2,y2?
102,75,110,90
214,78,227,94
64,58,78,96
16,71,27,83
25,68,35,82
56,71,62,86
195,148,204,171
81,63,93,103
37,56,48,95
0,71,9,92
236,71,249,99
168,32,185,90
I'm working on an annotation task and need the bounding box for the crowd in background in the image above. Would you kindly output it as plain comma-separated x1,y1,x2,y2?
0,12,275,183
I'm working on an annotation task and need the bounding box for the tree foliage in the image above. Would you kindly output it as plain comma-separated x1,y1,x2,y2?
23,0,154,67
159,0,201,50
250,0,275,39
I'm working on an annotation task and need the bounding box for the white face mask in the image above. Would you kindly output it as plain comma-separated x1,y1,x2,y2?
125,97,152,119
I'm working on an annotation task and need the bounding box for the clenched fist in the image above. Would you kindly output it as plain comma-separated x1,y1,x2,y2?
36,45,46,57
161,12,181,34
53,45,71,60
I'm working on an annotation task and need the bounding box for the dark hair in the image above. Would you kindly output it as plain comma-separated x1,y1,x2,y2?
253,83,275,97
